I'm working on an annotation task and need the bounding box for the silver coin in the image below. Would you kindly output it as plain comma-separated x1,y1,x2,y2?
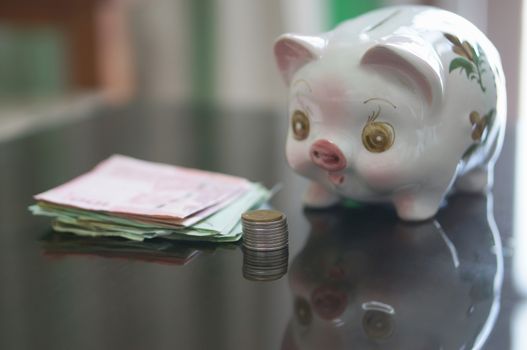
242,225,287,232
243,272,286,282
243,244,288,251
243,229,288,239
243,229,288,238
245,262,288,269
242,246,289,282
243,239,288,246
244,229,288,236
243,239,288,247
244,261,288,269
245,271,286,278
243,234,288,242
242,219,286,225
243,245,288,252
244,243,287,250
243,266,288,279
243,225,288,233
243,246,288,256
243,227,288,235
244,255,288,264
243,235,288,243
243,237,288,245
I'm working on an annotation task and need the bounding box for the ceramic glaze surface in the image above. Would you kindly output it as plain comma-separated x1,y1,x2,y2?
274,5,506,221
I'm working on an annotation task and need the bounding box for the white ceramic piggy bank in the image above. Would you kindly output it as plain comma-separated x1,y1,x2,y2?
274,6,506,221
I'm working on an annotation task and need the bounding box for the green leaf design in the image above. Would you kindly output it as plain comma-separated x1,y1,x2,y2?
449,58,474,78
444,33,488,93
461,41,477,63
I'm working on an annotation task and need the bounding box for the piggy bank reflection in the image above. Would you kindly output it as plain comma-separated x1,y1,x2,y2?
282,194,502,350
274,6,506,221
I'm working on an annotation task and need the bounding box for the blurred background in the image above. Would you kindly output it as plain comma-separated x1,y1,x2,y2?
1,0,526,348
0,0,522,118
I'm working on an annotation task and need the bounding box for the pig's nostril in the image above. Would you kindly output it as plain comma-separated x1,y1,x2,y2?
321,154,339,164
313,151,341,164
310,140,347,171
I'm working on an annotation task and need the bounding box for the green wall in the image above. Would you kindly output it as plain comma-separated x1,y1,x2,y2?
328,0,382,28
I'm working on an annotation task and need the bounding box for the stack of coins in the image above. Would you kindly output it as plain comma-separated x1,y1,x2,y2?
242,247,289,281
242,210,288,251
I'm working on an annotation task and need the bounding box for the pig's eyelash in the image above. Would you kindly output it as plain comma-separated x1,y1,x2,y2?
293,79,313,93
294,79,312,105
367,105,382,123
304,106,319,123
297,95,308,110
305,105,313,116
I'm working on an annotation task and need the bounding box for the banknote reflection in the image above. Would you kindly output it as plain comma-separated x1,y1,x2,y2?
40,231,208,266
282,194,503,350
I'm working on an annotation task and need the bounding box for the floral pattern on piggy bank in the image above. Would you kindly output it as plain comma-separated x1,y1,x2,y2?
274,5,506,221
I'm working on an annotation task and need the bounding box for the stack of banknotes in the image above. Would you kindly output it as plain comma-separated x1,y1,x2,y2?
30,155,271,242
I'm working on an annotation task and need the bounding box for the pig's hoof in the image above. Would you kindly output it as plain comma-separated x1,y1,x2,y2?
393,193,442,221
456,167,490,193
303,183,340,208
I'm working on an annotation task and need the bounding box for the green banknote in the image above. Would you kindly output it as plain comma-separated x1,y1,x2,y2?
30,183,270,242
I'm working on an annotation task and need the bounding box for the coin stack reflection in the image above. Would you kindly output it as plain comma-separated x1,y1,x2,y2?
242,210,288,251
242,247,289,281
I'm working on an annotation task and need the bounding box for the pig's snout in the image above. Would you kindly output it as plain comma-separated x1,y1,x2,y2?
310,140,346,172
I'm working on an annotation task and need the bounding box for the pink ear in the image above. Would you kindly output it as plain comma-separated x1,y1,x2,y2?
361,39,444,107
274,34,324,85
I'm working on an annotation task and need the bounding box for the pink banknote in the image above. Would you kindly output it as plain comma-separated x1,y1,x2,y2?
35,155,251,220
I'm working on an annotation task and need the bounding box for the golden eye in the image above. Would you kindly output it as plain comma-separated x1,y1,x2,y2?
362,122,394,153
291,110,310,141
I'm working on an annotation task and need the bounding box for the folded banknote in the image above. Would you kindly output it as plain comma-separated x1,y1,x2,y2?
30,155,271,242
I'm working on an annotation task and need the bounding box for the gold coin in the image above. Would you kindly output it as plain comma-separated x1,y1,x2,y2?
242,210,284,223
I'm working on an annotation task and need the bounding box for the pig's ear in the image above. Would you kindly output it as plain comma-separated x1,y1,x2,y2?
274,34,324,85
361,37,445,108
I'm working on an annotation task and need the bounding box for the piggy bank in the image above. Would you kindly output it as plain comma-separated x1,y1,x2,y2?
274,6,506,221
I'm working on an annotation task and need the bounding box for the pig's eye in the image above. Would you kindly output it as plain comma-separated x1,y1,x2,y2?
291,110,310,141
362,122,394,153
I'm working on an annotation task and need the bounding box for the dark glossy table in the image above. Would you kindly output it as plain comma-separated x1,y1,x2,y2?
0,102,522,349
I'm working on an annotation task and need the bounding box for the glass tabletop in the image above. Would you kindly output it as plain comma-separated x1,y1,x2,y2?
0,102,521,350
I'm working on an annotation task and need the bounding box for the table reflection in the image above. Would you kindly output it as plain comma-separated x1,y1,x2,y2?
41,228,292,282
40,231,213,266
242,247,289,282
283,193,503,350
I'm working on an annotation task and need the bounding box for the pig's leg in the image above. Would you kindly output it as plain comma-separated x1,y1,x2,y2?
303,182,340,208
393,191,444,221
455,165,490,193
